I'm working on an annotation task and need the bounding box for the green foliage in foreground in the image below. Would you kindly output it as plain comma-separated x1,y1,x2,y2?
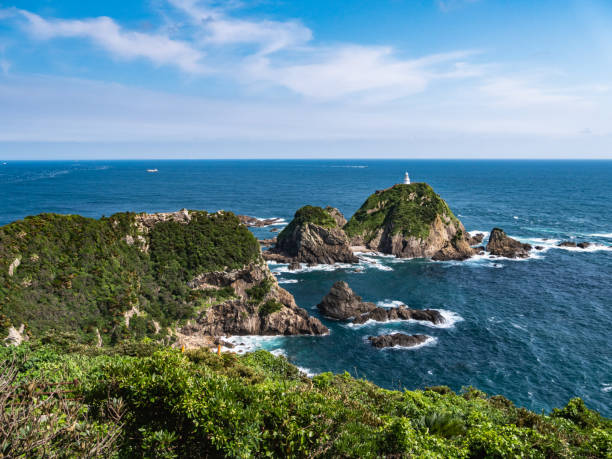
0,211,260,344
344,183,462,242
277,205,338,245
2,343,609,458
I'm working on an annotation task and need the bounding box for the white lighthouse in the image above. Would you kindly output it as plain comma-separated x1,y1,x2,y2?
404,171,411,185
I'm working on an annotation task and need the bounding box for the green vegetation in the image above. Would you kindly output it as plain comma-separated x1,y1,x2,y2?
0,211,260,344
245,277,273,304
344,183,462,243
259,299,284,316
277,205,338,246
1,343,609,458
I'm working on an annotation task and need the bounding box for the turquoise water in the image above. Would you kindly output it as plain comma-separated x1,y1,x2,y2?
1,160,611,415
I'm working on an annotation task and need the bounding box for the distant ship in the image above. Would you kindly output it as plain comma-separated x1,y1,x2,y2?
146,169,159,173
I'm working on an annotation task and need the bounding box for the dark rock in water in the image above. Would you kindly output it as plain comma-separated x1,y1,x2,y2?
469,233,485,245
577,242,591,249
558,241,577,248
344,183,475,261
317,281,376,320
259,238,277,247
273,206,357,265
368,333,430,349
270,228,280,233
237,215,281,227
535,246,544,251
317,281,444,326
262,251,292,263
288,261,301,271
486,228,532,258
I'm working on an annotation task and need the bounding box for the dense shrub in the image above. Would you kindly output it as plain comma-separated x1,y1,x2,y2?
277,205,337,245
1,344,609,458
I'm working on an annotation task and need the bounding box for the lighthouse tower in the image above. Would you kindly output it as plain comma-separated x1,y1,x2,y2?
404,172,411,185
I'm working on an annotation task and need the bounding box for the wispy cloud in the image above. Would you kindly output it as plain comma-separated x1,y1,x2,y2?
481,77,584,108
16,9,206,73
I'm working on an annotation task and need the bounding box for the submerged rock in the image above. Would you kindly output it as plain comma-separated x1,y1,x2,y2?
344,183,474,261
317,281,444,326
368,333,430,349
271,206,357,265
558,241,577,248
486,228,532,258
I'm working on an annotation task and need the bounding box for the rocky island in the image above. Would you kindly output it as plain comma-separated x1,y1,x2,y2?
0,209,327,348
368,333,431,349
317,281,444,326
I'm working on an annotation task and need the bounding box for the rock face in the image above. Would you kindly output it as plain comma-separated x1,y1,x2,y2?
326,207,347,227
469,233,485,245
272,206,357,265
486,228,532,258
185,262,328,337
317,281,444,326
558,241,591,249
344,183,474,261
368,333,430,349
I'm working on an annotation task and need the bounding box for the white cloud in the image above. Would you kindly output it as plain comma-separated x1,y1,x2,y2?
17,10,206,73
168,0,311,54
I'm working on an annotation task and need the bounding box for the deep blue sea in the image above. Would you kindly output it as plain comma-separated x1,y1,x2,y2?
1,160,611,416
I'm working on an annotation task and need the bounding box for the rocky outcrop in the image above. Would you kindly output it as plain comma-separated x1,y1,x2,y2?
317,281,444,326
326,207,347,227
3,324,28,346
469,233,485,245
8,257,20,277
272,206,357,265
368,333,430,349
344,184,474,261
486,228,532,258
558,241,591,249
184,262,328,337
259,238,277,248
317,281,376,319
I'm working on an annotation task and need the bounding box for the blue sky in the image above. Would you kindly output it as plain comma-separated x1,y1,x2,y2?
0,0,611,159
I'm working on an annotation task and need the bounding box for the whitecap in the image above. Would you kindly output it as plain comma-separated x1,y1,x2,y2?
376,300,405,308
278,279,298,284
330,165,368,168
601,384,612,393
345,309,463,329
270,348,287,358
589,233,612,238
513,216,519,220
220,335,287,354
296,366,317,377
468,230,490,239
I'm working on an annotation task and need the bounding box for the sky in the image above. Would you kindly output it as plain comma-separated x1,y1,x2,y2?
0,0,611,159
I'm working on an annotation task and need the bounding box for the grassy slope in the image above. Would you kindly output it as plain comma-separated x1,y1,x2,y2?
0,211,260,344
2,343,610,458
344,183,462,243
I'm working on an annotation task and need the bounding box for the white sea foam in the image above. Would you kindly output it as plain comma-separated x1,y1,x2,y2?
296,366,317,377
220,335,285,354
601,384,612,393
270,348,287,358
468,230,490,239
330,165,368,168
376,300,405,308
252,217,287,226
589,233,612,238
267,257,394,274
345,309,463,329
278,279,298,284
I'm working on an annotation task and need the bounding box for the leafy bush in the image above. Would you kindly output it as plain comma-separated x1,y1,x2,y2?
246,277,273,304
259,299,283,316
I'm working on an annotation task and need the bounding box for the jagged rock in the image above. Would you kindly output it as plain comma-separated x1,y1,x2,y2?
368,333,430,349
558,241,577,247
317,281,376,319
486,228,532,258
469,233,485,245
273,206,358,265
577,242,591,249
344,184,474,261
317,281,444,326
325,206,347,227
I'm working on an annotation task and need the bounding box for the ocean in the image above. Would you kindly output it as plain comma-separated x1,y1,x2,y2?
1,159,611,416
